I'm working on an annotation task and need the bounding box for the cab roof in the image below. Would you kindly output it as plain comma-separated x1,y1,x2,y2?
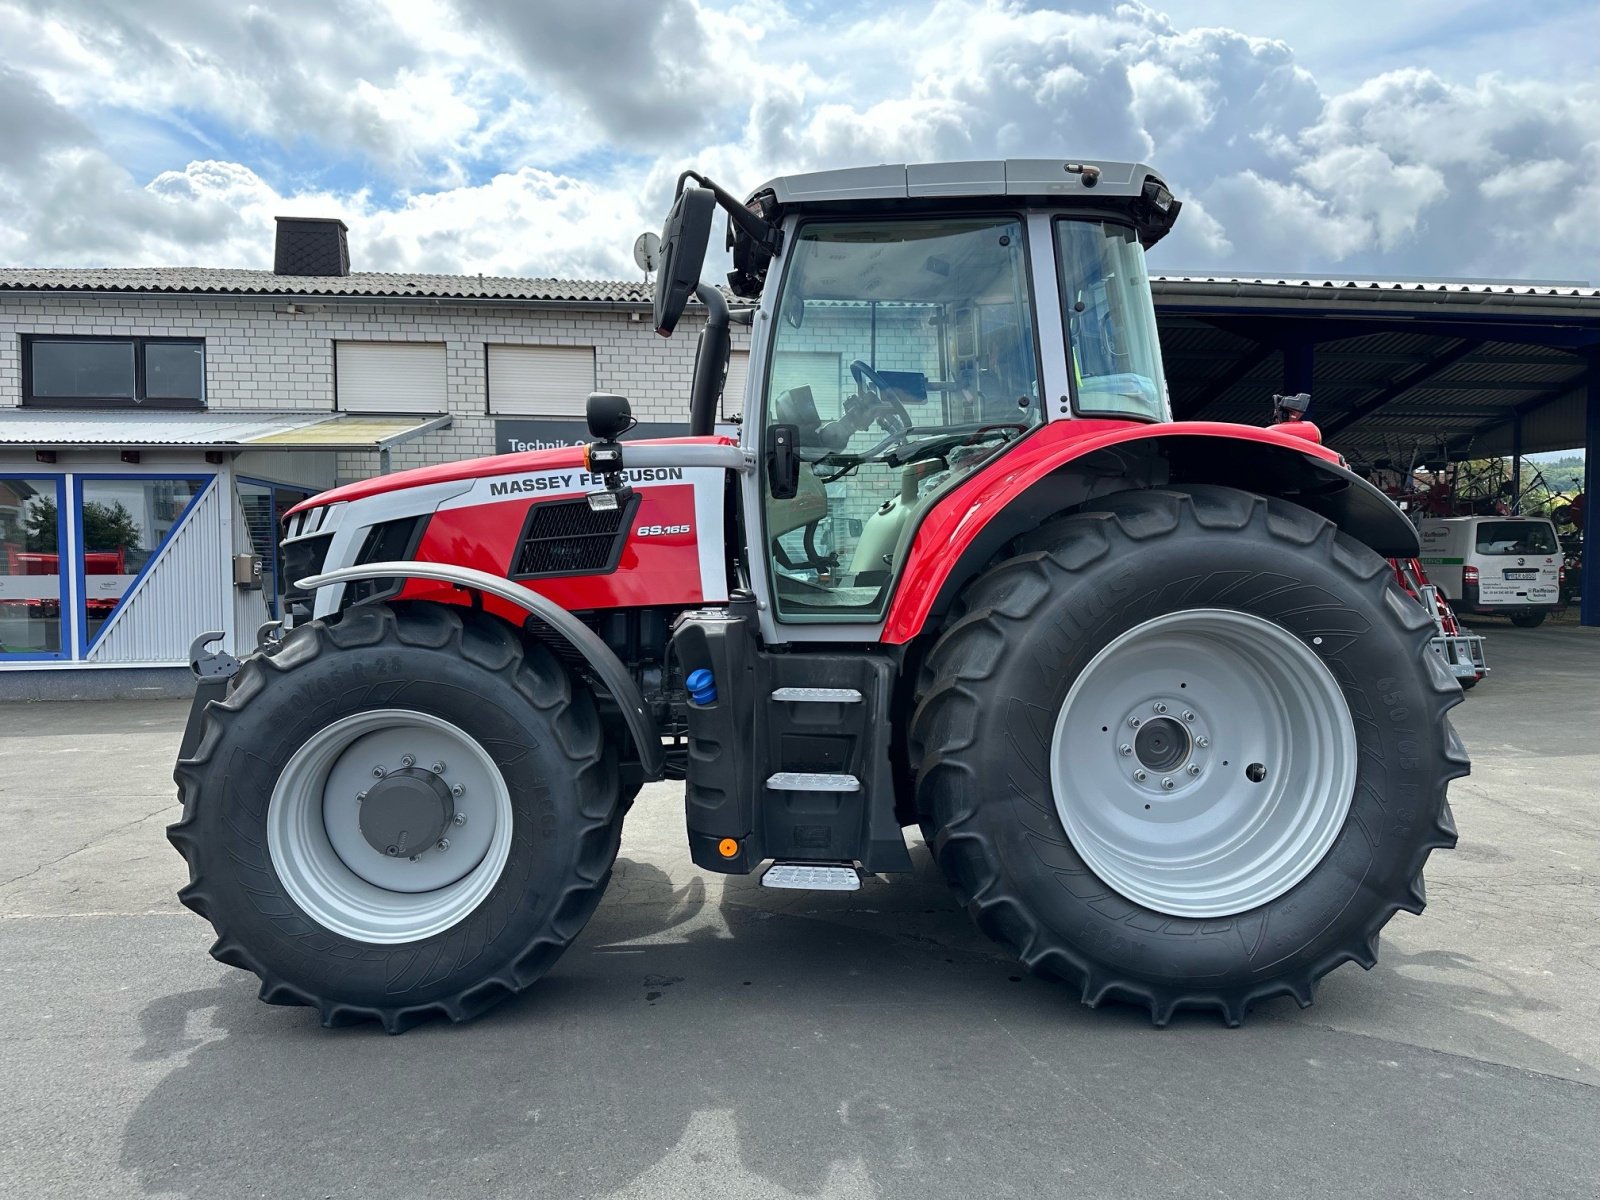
752,158,1169,207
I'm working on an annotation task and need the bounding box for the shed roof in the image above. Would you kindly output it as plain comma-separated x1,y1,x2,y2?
0,409,449,450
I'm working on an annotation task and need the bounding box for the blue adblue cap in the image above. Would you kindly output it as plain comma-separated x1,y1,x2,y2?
686,668,717,705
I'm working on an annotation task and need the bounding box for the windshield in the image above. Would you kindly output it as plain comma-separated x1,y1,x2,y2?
1056,219,1168,420
1475,521,1558,555
762,217,1040,621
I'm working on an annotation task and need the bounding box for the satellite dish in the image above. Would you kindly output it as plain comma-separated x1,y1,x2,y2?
633,231,662,274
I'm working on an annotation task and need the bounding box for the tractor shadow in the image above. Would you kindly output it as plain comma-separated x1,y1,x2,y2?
120,852,1596,1199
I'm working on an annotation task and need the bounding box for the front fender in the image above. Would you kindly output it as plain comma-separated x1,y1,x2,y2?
296,561,665,779
881,419,1418,644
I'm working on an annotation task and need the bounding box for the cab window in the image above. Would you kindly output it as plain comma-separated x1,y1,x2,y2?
762,217,1040,622
1055,219,1169,421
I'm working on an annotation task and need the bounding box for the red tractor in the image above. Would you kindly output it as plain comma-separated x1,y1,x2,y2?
170,159,1466,1031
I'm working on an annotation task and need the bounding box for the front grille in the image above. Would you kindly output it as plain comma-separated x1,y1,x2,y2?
348,517,426,603
281,533,332,604
512,497,635,578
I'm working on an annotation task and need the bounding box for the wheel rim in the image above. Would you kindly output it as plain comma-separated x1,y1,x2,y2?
267,709,514,944
1049,608,1357,918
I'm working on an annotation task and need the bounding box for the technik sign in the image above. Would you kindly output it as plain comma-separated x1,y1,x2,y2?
494,419,679,454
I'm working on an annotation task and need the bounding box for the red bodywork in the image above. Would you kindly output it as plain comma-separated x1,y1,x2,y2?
880,418,1343,643
293,422,1352,642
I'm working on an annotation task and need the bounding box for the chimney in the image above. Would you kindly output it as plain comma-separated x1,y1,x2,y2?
273,216,350,277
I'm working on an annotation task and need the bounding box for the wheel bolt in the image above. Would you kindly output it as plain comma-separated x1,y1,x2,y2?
1134,769,1147,782
1187,764,1202,776
1196,736,1210,749
356,791,367,802
436,838,450,851
451,783,465,798
453,812,466,826
1182,710,1195,722
1128,716,1142,729
1153,702,1167,714
1119,743,1133,756
1161,778,1175,790
372,766,386,778
431,761,445,774
400,754,416,768
385,845,398,857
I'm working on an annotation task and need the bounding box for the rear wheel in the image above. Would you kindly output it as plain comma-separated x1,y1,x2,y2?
1510,612,1547,628
168,602,623,1032
911,486,1466,1025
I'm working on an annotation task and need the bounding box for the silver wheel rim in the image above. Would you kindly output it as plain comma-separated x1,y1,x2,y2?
267,709,514,944
1050,608,1357,918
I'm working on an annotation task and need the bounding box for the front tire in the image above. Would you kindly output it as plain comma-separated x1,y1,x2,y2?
1510,612,1547,628
911,486,1467,1025
168,603,623,1032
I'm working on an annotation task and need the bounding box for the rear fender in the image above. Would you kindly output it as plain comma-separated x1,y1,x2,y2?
296,561,665,780
881,420,1419,644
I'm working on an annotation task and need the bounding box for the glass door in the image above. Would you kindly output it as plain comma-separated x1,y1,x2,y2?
0,476,67,658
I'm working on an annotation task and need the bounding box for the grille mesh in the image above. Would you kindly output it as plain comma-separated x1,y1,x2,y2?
512,498,631,577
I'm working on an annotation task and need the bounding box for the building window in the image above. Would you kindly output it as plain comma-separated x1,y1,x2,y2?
486,344,596,416
335,342,447,414
0,476,66,657
78,477,207,651
23,337,205,409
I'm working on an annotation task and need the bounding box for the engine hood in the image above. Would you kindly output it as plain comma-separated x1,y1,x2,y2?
286,435,734,515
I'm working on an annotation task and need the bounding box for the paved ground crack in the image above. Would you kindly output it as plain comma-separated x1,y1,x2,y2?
0,803,176,890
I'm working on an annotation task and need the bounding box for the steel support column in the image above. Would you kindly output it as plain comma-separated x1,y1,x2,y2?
1282,340,1314,400
1583,352,1599,628
1510,409,1523,514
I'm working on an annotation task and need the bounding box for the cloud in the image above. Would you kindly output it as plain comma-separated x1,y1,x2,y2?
0,0,1596,285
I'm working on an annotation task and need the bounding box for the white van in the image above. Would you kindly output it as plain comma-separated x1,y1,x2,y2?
1418,516,1565,627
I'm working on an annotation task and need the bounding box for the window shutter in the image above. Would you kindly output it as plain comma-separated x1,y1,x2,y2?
335,343,446,414
723,349,750,410
487,345,597,416
770,350,843,416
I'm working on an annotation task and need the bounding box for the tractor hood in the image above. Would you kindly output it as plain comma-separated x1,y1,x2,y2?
286,436,736,515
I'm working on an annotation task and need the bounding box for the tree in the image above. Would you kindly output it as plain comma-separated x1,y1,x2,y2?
18,496,144,555
81,501,143,555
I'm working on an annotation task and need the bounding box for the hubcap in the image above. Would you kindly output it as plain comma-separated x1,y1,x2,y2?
1049,608,1357,918
267,709,514,944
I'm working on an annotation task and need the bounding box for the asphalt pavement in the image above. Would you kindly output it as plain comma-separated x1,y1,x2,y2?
1,616,1596,1199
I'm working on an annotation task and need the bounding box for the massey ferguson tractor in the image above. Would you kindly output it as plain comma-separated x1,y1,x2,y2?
169,159,1467,1031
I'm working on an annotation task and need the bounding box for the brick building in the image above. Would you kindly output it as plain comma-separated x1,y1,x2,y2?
0,218,748,693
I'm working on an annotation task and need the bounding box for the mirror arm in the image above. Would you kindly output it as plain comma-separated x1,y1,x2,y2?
678,170,783,257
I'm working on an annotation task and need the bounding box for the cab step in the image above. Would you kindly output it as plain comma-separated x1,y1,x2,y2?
765,772,861,792
760,862,862,891
770,687,864,703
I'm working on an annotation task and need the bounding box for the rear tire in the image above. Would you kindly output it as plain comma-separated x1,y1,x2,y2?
168,602,623,1032
1510,612,1547,628
911,486,1466,1025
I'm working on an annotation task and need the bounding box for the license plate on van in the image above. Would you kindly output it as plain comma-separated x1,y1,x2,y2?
1503,569,1538,580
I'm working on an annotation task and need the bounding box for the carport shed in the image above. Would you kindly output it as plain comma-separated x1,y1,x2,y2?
1150,276,1600,625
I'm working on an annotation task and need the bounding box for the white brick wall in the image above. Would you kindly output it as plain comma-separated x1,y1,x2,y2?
0,292,750,480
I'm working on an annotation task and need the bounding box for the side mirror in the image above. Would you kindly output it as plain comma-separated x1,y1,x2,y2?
766,423,799,500
586,392,636,440
652,186,716,337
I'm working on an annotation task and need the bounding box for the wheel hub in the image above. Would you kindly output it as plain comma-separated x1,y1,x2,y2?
358,767,454,859
1132,715,1192,774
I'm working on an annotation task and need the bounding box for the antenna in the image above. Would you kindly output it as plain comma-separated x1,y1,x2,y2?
633,231,661,283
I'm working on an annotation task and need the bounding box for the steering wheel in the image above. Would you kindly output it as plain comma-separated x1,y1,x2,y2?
848,360,915,441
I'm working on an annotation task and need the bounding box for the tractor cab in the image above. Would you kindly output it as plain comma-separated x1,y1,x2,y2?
648,160,1181,631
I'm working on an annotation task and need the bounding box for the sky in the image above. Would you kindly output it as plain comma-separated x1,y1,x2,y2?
1,0,1597,283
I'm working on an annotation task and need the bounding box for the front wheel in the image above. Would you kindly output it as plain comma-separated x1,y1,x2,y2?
168,603,624,1032
911,486,1467,1025
1510,612,1547,628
